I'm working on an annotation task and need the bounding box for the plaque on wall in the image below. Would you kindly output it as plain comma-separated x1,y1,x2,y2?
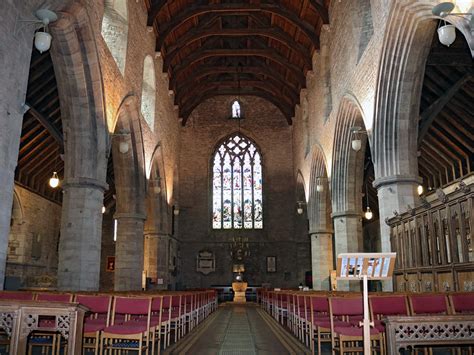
267,256,276,273
196,250,215,275
106,256,115,272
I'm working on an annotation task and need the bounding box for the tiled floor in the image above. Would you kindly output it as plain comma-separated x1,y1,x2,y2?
166,303,310,355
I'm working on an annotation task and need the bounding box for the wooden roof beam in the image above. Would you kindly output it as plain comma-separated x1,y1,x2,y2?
418,73,471,145
172,65,300,93
171,48,306,85
154,3,320,50
164,27,312,71
176,77,298,106
26,103,64,151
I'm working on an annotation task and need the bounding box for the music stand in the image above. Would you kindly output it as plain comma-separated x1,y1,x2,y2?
336,252,396,354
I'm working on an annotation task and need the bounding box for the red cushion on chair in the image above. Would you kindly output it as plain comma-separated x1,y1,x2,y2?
103,323,149,335
331,298,363,316
334,326,380,336
451,294,474,313
371,295,408,316
410,295,448,314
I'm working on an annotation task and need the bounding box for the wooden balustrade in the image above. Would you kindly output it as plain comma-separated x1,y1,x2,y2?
387,179,473,292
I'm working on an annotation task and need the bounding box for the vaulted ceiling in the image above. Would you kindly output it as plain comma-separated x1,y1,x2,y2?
145,0,330,125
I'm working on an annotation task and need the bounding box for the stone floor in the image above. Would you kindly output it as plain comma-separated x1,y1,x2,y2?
165,303,311,355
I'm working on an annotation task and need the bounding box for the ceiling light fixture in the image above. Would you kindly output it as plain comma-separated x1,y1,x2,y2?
364,182,373,220
432,2,473,47
49,171,59,188
15,9,58,53
350,126,367,152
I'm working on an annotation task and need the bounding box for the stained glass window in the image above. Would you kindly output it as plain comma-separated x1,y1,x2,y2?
212,133,263,229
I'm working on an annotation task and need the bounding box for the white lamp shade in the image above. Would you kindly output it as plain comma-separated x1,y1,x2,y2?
34,31,52,53
153,186,161,194
364,207,373,220
173,208,180,216
49,172,59,188
119,141,129,154
297,207,303,215
316,184,324,192
102,206,106,214
351,139,362,151
438,24,456,47
417,185,424,196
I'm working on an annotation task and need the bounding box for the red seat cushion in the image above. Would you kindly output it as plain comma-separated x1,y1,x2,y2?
103,323,149,335
84,323,106,333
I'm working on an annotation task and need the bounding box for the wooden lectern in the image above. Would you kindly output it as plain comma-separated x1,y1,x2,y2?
336,252,396,354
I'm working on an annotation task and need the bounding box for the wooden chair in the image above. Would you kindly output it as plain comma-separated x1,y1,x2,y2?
100,296,152,355
75,294,112,354
408,294,450,315
449,293,474,314
329,296,383,354
310,295,345,355
369,294,409,353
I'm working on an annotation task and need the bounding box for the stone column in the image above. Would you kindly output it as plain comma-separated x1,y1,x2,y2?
373,175,420,291
310,232,333,290
332,211,363,291
114,213,146,291
0,2,40,289
57,178,107,291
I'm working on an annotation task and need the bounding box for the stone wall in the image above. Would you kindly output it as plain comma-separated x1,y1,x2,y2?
178,96,311,288
6,185,61,289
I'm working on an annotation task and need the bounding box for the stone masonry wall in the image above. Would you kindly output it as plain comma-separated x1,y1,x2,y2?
6,185,61,289
178,96,311,288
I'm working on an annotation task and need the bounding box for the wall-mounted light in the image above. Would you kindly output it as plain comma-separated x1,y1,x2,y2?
350,126,367,152
49,171,59,188
296,201,305,215
110,129,131,154
102,206,106,214
173,206,180,216
432,2,473,47
316,177,325,192
150,177,161,194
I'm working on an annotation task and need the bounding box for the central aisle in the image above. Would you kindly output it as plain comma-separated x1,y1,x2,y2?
166,303,310,355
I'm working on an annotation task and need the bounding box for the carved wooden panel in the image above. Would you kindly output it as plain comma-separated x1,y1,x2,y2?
388,183,473,292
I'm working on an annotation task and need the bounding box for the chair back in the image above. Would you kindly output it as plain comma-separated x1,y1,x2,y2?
36,293,73,302
310,295,329,315
449,293,474,314
409,294,449,315
112,296,151,323
0,291,34,301
329,297,363,319
370,295,408,319
75,294,112,325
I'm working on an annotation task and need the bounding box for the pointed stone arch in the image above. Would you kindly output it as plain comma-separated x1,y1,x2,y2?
112,94,147,291
330,96,367,290
50,3,109,291
308,145,333,290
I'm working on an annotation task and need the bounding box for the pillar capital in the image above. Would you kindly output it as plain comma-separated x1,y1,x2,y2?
114,212,147,220
62,177,109,192
309,230,333,237
331,210,360,219
372,175,422,189
144,232,171,239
